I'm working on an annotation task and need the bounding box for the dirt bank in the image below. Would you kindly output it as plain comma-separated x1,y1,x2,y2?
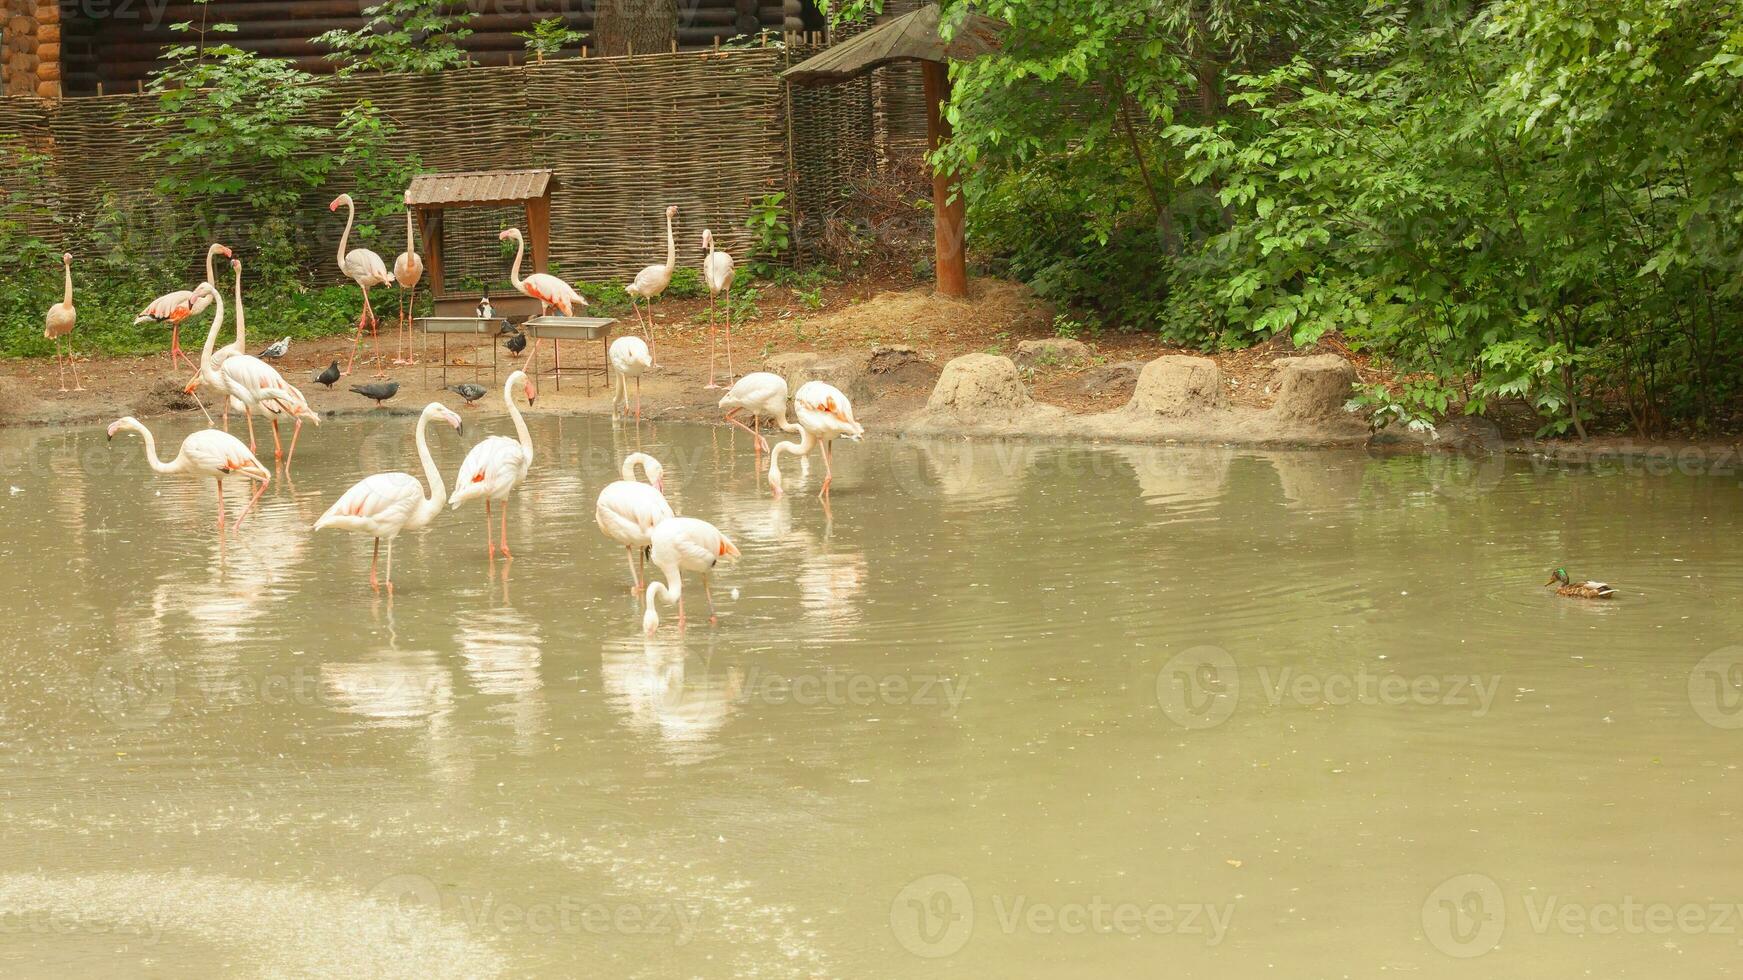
5,276,1740,464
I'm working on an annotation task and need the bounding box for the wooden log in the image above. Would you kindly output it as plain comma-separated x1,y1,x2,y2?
37,23,58,45
35,80,59,99
37,60,60,82
8,16,33,37
36,42,59,64
921,60,967,298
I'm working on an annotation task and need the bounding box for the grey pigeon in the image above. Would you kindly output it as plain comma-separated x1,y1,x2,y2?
258,336,290,360
448,383,487,406
313,360,340,389
349,380,400,405
505,331,527,356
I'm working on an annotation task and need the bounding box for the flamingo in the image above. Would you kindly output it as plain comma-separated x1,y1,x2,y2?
107,416,270,536
392,200,424,365
625,204,677,353
330,193,395,377
43,251,80,392
701,229,736,387
448,369,537,559
718,371,799,456
499,227,585,375
769,380,864,499
595,452,675,592
187,281,321,468
196,257,250,430
642,517,739,635
315,401,464,592
134,242,230,372
608,335,653,421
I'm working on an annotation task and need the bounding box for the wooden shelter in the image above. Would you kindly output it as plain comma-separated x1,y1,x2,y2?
406,168,555,319
782,3,1003,298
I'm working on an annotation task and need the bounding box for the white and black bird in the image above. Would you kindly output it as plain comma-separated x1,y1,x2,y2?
477,291,494,320
258,335,290,360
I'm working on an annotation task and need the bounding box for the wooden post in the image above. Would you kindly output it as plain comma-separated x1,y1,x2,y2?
526,196,551,276
418,208,445,300
921,60,968,298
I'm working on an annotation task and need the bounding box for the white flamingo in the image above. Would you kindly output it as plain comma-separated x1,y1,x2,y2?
392,200,424,365
107,416,270,536
626,205,677,353
768,381,864,499
315,401,463,592
43,251,80,392
718,371,799,455
608,334,653,421
642,517,739,635
188,282,320,468
448,369,537,559
595,452,675,592
701,229,736,387
499,227,585,375
330,193,395,377
133,242,230,372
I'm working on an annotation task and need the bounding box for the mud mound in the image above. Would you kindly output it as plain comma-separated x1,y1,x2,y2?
1076,360,1144,398
866,345,939,389
1268,355,1357,424
1014,338,1091,369
1126,355,1225,418
797,278,1051,345
132,377,203,417
764,351,870,405
925,353,1032,417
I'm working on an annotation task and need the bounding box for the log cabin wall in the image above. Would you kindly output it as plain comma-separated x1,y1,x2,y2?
35,0,817,97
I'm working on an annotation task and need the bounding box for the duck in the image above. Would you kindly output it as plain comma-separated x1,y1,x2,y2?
313,360,341,389
1545,568,1616,599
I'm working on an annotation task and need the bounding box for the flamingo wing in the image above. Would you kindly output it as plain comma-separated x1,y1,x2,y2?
703,251,735,293
182,429,268,480
521,273,584,314
609,336,652,374
394,251,424,288
344,248,393,287
596,481,674,548
135,290,195,323
315,472,423,535
720,372,787,414
449,436,527,507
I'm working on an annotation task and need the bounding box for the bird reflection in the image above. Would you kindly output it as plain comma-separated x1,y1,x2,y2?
599,636,743,762
321,647,470,783
455,603,546,752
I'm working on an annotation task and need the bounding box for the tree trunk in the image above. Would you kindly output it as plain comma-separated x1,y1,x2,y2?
592,0,678,56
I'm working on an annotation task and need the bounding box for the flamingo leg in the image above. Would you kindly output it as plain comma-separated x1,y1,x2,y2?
345,295,369,375
285,419,303,472
215,477,226,534
624,546,642,592
723,288,734,381
245,409,258,454
370,538,380,591
634,377,642,421
385,538,395,594
498,501,512,559
485,499,495,559
724,409,769,454
69,339,83,391
820,441,834,498
703,572,718,625
367,288,387,379
269,416,284,461
706,292,718,388
52,337,65,392
234,477,267,529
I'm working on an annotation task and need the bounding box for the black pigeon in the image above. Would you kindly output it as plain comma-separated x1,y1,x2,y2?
505,331,527,356
349,380,400,405
497,318,518,336
448,382,487,406
313,360,340,389
258,335,290,360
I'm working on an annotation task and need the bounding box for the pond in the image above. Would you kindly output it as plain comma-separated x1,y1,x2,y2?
1,413,1740,977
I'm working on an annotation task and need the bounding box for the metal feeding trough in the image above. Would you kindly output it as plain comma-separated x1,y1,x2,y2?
520,315,617,393
416,316,502,386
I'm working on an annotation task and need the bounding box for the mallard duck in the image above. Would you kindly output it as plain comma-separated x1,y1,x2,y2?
1546,568,1616,599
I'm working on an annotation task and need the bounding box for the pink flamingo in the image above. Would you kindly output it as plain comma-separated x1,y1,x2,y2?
595,452,674,592
642,517,739,635
315,401,463,592
701,229,736,387
768,380,864,499
392,200,424,365
718,371,799,456
499,227,585,375
330,193,394,377
107,416,270,536
448,369,537,560
626,205,677,353
187,280,320,468
608,335,653,421
134,242,230,372
43,251,80,392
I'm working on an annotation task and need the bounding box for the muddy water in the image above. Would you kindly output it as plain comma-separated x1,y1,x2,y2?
1,413,1741,978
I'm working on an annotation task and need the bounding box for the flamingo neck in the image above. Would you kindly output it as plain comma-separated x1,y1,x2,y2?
503,375,533,458
507,233,526,292
643,567,680,633
405,209,415,253
196,289,227,388
772,408,801,434
229,265,245,354
768,427,815,490
205,244,221,288
336,199,354,269
123,420,177,474
662,211,675,272
60,259,71,306
415,405,447,517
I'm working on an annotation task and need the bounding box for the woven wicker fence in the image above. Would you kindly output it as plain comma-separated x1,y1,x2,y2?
0,43,880,286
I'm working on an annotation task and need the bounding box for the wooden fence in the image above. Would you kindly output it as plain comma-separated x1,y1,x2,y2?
0,43,883,287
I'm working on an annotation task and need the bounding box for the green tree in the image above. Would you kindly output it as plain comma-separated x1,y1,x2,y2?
316,0,476,74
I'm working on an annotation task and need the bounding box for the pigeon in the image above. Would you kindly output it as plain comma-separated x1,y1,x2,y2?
447,382,487,406
505,331,527,356
349,380,400,405
258,336,290,360
313,360,341,389
497,318,518,336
